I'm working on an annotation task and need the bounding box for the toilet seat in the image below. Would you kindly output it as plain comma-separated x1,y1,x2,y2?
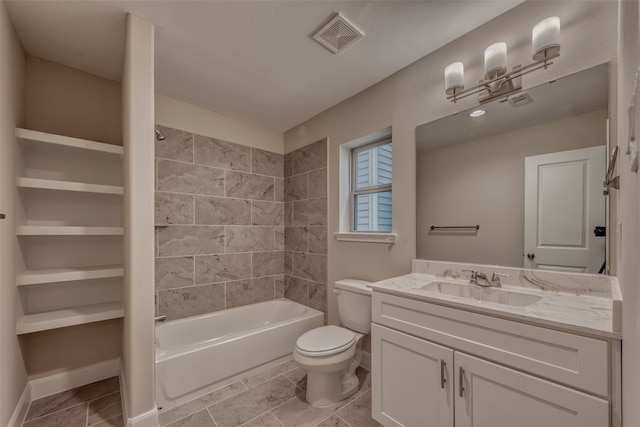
295,325,356,357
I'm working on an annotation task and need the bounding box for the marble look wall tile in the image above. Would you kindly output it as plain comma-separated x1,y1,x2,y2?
195,196,251,225
308,226,328,254
284,174,308,202
285,227,308,253
195,253,251,284
252,148,284,178
293,253,327,284
226,226,274,253
284,152,293,178
225,171,274,201
226,277,275,309
293,198,327,226
274,178,285,202
308,168,327,198
155,192,194,225
252,251,284,277
309,282,327,313
193,135,251,172
285,275,308,306
158,226,225,257
157,160,224,196
155,256,194,291
155,125,193,162
207,376,298,427
275,227,285,251
252,201,284,226
275,275,285,298
291,139,327,175
158,283,225,320
284,252,293,276
284,202,293,226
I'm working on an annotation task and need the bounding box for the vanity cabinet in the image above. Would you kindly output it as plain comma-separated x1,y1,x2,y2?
371,292,616,427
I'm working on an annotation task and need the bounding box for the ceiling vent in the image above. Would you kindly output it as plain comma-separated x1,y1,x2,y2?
312,13,364,54
507,92,534,108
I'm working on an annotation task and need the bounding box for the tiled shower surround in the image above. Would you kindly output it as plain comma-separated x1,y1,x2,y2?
154,125,327,320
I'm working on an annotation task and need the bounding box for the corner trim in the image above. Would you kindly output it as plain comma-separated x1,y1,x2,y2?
7,383,31,427
120,360,160,427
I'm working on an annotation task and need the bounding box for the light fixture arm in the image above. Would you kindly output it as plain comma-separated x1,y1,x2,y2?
447,56,556,103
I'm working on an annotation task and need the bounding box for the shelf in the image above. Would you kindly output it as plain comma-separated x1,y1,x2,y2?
17,265,124,286
17,226,124,236
17,302,124,334
16,177,123,195
15,128,123,155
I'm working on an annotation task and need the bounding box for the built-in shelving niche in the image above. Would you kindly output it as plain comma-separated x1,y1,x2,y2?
15,128,124,334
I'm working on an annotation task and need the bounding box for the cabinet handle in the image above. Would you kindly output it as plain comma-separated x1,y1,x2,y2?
440,360,447,388
459,367,465,397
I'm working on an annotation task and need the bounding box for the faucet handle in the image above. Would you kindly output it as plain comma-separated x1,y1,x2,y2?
490,272,510,287
462,269,478,284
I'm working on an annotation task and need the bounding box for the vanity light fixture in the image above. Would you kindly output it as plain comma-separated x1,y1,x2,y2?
469,109,486,118
444,16,560,104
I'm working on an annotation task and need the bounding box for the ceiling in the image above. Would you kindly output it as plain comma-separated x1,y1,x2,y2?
5,1,523,132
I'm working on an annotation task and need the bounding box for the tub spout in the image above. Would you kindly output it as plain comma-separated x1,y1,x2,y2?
155,315,167,323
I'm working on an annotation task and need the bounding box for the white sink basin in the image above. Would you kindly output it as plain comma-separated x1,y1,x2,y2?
420,281,542,307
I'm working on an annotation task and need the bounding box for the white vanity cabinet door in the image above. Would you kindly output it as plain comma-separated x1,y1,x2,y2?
372,324,454,427
454,352,609,427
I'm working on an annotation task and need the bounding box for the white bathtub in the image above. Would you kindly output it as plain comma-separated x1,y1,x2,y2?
155,299,324,410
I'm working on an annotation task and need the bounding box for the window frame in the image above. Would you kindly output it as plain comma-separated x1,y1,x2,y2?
349,136,393,233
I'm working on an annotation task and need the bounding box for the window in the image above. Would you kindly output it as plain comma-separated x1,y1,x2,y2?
350,137,392,232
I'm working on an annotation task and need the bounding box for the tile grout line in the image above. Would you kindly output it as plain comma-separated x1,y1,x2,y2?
23,402,89,426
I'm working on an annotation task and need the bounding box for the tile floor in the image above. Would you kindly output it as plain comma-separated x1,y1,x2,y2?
20,359,381,427
159,359,382,427
21,376,123,427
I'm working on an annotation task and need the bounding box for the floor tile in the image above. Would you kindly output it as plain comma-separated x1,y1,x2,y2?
208,376,299,427
336,390,382,427
159,382,247,426
164,409,217,427
239,411,284,427
271,394,337,427
242,359,298,388
90,414,125,427
25,377,119,422
282,367,307,390
88,392,123,426
23,403,88,427
315,415,350,427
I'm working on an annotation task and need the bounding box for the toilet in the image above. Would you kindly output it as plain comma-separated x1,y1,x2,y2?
293,279,372,407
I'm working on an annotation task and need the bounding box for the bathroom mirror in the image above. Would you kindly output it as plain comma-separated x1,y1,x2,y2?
416,63,610,274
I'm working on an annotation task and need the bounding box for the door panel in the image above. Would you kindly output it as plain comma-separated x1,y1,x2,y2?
455,352,609,427
372,324,454,427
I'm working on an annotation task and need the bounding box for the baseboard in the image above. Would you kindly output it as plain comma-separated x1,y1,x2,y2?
360,350,371,371
29,358,120,400
120,361,159,427
7,382,31,427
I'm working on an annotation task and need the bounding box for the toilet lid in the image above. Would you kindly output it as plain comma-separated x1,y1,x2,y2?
296,325,357,356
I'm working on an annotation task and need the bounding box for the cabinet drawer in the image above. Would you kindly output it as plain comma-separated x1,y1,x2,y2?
373,292,609,398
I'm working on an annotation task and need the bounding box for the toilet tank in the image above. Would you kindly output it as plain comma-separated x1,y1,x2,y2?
335,279,372,334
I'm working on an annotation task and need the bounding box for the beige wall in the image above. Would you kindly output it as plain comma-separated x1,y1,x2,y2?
156,94,284,154
0,1,27,425
25,57,122,146
417,109,607,267
617,1,640,426
285,1,618,326
122,13,156,422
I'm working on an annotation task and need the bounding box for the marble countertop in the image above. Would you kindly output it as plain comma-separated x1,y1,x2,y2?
369,261,622,339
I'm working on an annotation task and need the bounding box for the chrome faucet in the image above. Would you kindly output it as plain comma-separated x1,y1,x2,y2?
463,270,509,288
154,314,167,322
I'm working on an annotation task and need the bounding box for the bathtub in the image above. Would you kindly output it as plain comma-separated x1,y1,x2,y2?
155,299,324,410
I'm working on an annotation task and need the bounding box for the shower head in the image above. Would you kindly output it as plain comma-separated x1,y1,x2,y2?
155,128,166,141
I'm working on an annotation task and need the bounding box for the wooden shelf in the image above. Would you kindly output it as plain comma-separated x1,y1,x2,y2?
17,265,124,286
15,128,123,155
16,177,123,195
17,226,124,236
17,302,124,334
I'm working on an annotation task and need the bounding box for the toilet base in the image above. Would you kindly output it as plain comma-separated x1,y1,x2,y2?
304,347,363,408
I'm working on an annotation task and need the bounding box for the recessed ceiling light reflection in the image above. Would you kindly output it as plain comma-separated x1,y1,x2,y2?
469,109,486,118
